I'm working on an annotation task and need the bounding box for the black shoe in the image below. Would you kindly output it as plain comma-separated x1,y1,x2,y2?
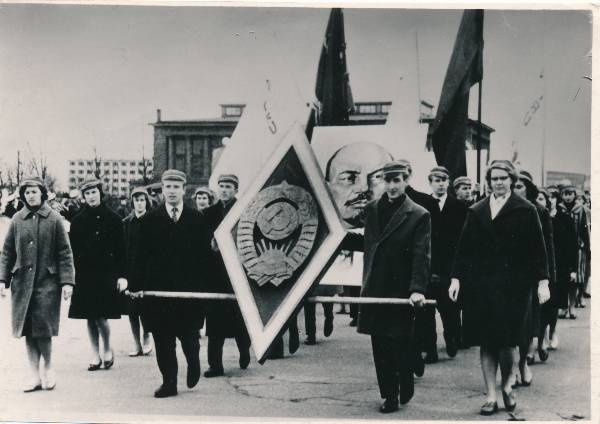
413,352,425,377
304,336,316,345
203,367,224,378
154,383,177,398
400,373,414,405
289,331,300,354
379,397,399,413
538,347,549,362
526,355,535,366
323,317,334,337
445,339,458,358
583,292,591,299
349,318,357,327
502,390,517,412
187,361,200,388
424,351,438,364
239,349,251,369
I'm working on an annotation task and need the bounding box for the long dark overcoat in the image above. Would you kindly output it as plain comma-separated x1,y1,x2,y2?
202,199,248,338
349,194,431,339
122,212,145,315
451,192,549,348
68,203,125,319
552,209,578,308
0,203,74,337
433,194,468,281
134,204,210,332
524,204,556,339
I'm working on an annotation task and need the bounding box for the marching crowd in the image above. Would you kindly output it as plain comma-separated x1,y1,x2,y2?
0,156,591,416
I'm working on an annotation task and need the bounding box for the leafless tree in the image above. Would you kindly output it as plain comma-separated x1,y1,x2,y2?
88,147,108,180
137,145,152,185
25,144,57,191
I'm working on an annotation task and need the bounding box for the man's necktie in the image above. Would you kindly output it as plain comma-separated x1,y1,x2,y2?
171,207,178,223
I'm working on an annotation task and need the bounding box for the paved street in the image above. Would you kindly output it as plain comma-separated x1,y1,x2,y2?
0,290,592,422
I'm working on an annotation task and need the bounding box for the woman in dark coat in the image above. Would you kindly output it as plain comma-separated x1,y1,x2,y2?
513,170,556,385
548,190,578,344
0,177,74,391
68,179,128,371
122,188,152,356
449,160,550,416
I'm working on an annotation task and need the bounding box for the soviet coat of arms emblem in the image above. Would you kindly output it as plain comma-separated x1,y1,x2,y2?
237,181,318,287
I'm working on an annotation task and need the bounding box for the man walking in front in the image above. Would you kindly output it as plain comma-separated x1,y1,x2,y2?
343,160,431,413
132,169,210,398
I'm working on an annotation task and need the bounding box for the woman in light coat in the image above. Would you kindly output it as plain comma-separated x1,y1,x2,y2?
0,177,74,392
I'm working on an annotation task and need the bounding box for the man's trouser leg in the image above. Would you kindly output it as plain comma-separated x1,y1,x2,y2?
153,330,178,386
235,325,251,353
304,304,317,338
207,336,225,371
370,335,401,400
177,328,200,372
415,307,436,353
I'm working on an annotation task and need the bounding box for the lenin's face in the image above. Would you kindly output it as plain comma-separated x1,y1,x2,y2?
327,142,392,228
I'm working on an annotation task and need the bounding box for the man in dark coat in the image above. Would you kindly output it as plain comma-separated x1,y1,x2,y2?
449,160,550,416
202,174,251,377
343,160,430,413
453,176,474,206
421,166,467,360
396,159,440,368
123,187,152,357
132,170,211,398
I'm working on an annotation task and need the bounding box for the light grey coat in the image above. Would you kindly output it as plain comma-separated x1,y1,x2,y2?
0,203,74,337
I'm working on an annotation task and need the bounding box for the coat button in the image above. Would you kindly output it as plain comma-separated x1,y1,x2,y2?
96,216,100,219
28,267,32,271
95,231,99,235
29,241,34,245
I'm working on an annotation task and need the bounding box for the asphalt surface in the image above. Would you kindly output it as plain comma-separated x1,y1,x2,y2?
0,289,593,423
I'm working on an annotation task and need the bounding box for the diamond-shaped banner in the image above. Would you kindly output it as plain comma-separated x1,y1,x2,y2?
214,122,346,362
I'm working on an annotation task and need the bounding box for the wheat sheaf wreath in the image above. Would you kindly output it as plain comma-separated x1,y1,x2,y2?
237,181,318,287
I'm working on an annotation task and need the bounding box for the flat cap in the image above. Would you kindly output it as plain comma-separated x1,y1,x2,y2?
382,160,410,176
194,186,214,198
429,166,450,179
218,174,239,188
518,170,534,183
487,160,517,178
161,169,187,183
130,187,149,199
394,159,412,174
20,176,45,190
453,176,472,189
79,178,102,193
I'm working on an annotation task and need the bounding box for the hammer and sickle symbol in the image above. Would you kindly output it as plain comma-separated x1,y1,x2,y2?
237,181,318,287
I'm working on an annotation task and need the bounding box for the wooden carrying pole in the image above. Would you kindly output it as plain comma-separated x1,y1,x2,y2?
140,291,437,306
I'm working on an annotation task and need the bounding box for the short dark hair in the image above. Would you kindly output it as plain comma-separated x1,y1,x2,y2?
19,184,48,204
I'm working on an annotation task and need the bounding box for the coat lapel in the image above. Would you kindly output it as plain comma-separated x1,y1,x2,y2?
377,196,411,245
471,197,496,239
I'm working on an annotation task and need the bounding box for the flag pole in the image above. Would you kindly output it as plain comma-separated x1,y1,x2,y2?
476,81,482,188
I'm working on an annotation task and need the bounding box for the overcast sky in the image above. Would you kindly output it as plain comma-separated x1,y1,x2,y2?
0,5,591,190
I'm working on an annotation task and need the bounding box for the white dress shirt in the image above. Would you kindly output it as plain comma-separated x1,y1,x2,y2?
432,193,448,211
490,193,509,220
165,201,184,222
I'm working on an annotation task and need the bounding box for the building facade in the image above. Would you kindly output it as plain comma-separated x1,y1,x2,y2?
152,101,494,193
67,158,153,197
151,102,393,189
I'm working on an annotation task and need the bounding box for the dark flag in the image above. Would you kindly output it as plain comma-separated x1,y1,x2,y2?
306,8,354,141
428,10,483,180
